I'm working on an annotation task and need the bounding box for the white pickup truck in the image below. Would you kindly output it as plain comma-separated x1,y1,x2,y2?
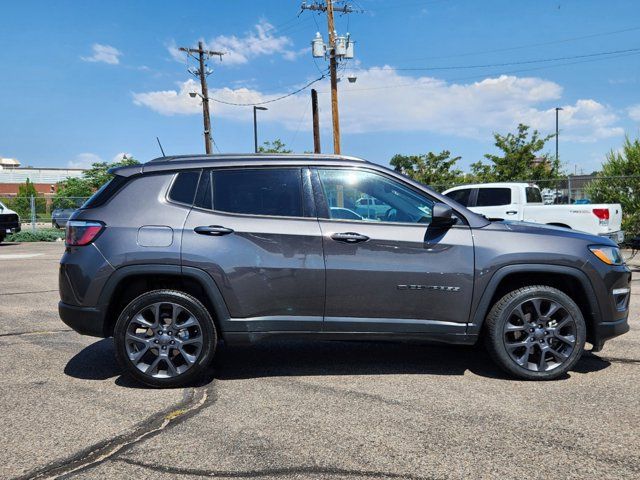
443,182,624,243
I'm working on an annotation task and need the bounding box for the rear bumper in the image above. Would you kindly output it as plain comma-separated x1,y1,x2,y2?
599,230,624,244
59,301,107,338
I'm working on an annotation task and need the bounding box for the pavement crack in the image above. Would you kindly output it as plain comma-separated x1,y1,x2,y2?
13,380,217,480
116,458,435,479
0,329,72,338
601,356,640,365
0,289,59,296
274,377,405,407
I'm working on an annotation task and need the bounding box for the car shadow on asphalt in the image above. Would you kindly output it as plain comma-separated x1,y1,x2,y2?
63,338,612,387
63,338,147,389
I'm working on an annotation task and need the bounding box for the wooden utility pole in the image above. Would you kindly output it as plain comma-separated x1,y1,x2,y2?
326,1,340,154
311,88,321,153
179,42,224,154
301,1,355,155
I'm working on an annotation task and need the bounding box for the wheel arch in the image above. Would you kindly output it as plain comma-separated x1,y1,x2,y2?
99,265,231,337
468,264,602,345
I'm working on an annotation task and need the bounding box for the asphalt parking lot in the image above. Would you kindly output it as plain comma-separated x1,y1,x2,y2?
1,242,639,480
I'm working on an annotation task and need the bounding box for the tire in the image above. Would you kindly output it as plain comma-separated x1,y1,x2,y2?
484,285,586,380
114,289,217,388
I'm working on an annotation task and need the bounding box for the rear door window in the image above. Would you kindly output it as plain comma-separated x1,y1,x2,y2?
212,168,304,217
445,188,472,206
476,188,511,206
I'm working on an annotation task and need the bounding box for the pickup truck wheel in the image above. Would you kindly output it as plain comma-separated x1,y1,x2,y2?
114,290,217,388
484,285,586,380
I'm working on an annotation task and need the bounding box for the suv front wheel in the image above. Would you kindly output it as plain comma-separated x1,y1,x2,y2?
114,290,217,387
484,285,586,380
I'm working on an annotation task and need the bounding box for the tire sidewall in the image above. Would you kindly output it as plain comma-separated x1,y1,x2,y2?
114,290,217,388
488,287,586,380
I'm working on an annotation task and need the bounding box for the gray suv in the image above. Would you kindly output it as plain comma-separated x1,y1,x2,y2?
59,154,631,387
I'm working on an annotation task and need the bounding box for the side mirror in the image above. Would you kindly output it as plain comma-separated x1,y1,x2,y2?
431,203,455,228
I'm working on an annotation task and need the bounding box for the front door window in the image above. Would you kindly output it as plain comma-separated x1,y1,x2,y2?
317,169,434,224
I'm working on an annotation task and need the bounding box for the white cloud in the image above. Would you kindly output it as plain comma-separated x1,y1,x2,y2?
68,153,102,169
81,44,122,65
628,104,640,122
169,21,297,66
112,152,132,162
132,67,623,143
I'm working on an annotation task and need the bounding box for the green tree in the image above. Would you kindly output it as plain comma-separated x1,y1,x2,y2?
53,155,141,208
8,179,45,220
82,155,140,189
257,139,292,154
53,177,94,209
471,124,560,182
390,151,464,191
586,136,640,236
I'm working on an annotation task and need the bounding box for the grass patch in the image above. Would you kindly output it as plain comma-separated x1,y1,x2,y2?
6,228,65,242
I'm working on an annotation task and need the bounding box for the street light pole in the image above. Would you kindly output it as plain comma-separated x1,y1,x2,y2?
253,106,268,153
555,107,563,172
555,106,563,203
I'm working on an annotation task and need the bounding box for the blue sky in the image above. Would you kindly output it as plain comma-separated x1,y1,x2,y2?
1,0,639,173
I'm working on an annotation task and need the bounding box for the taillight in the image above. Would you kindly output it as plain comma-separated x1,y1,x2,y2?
66,220,104,246
592,208,610,226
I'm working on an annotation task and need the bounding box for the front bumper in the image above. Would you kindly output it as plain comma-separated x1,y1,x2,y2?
0,224,20,235
589,264,631,351
59,301,107,338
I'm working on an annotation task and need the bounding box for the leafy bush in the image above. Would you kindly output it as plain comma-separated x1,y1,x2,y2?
586,136,640,237
6,228,65,242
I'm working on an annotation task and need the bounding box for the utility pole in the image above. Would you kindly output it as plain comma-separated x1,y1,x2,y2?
179,42,224,154
311,88,321,153
302,1,357,154
326,0,340,154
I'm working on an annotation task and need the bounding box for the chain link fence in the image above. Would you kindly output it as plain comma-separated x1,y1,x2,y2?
0,195,89,232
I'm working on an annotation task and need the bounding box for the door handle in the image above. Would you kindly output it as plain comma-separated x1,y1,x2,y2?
505,211,517,215
194,225,234,236
331,232,369,243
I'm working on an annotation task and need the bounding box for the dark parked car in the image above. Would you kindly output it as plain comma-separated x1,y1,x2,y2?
52,208,76,229
59,154,631,387
0,200,20,243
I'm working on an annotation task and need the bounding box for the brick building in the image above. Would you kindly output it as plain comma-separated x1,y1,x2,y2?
0,158,84,197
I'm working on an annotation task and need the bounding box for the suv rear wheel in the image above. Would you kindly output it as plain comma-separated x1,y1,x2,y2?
484,285,586,380
114,290,217,388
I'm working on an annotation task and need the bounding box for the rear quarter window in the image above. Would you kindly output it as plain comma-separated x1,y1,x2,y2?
526,187,543,203
168,171,201,205
81,175,129,209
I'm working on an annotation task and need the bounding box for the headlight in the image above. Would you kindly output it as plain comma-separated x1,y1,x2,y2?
589,245,623,265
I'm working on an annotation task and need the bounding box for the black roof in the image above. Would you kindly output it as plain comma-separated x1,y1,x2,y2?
111,153,368,177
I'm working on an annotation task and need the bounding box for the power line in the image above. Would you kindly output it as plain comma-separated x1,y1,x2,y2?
400,25,640,62
327,50,640,93
209,75,327,107
358,46,640,72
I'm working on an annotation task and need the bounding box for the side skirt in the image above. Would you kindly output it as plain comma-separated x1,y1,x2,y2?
223,331,478,346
